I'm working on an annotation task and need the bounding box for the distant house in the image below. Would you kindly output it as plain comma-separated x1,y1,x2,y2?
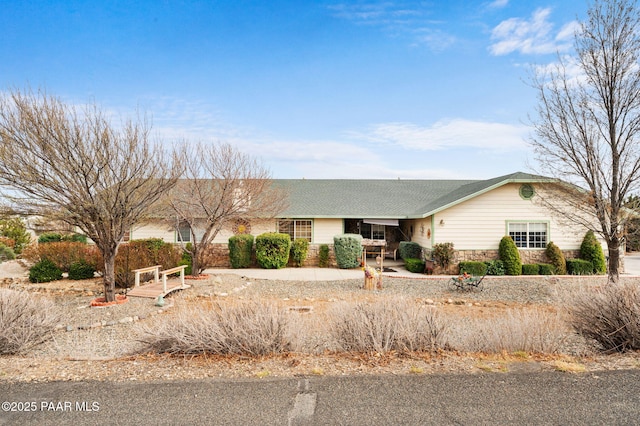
128,172,604,267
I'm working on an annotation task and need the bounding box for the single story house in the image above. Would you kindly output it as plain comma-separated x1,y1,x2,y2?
127,171,607,269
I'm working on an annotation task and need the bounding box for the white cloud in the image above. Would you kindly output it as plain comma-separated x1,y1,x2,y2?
348,119,529,151
487,0,509,9
489,8,576,56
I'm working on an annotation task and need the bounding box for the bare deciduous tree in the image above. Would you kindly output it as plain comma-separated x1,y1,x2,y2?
165,142,287,275
530,0,640,283
0,89,182,301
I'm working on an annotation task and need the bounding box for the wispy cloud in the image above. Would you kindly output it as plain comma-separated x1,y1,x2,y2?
489,8,578,56
487,0,509,9
348,119,528,151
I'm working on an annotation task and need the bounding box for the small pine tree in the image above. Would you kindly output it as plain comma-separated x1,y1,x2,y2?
545,241,566,275
580,230,607,274
499,236,522,276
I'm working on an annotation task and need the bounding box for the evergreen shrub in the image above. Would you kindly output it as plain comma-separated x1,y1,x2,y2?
521,264,540,275
68,260,96,280
404,258,425,273
485,259,505,276
580,230,607,274
38,233,62,243
538,263,555,275
318,244,330,268
398,241,422,260
458,261,487,275
498,236,522,276
29,258,63,283
228,234,254,269
0,243,15,262
545,242,566,275
256,233,291,269
333,234,363,269
567,259,594,275
290,238,309,267
0,218,30,254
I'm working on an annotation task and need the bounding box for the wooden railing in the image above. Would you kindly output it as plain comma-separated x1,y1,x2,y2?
160,265,187,293
132,265,161,287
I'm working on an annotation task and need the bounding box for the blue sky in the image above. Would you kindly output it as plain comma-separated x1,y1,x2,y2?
1,0,585,179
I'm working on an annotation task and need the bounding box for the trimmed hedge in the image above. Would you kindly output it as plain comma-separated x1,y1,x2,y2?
545,242,566,275
228,234,254,269
333,234,363,269
499,236,522,276
404,258,425,273
485,259,505,276
459,261,487,275
580,230,607,274
318,244,330,268
29,258,63,283
398,241,422,260
538,263,555,275
567,259,594,275
522,264,540,275
290,238,309,267
256,233,291,269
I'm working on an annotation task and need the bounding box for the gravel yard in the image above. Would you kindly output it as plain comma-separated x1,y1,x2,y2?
1,266,639,383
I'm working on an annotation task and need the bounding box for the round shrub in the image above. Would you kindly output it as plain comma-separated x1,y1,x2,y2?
333,234,363,269
404,258,425,273
68,260,96,280
290,238,309,267
459,261,487,276
580,230,607,274
545,242,566,275
398,241,422,260
499,236,521,276
29,258,63,283
521,264,540,275
228,234,254,269
0,243,16,262
485,259,505,276
255,233,291,269
38,232,62,243
318,244,330,268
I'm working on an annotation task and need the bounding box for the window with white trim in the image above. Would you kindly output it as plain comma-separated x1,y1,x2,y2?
278,219,312,242
361,223,385,240
508,222,547,248
177,222,192,243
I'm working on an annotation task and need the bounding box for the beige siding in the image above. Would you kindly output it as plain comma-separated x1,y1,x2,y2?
131,222,175,242
313,219,343,244
431,183,587,250
210,219,276,244
407,218,433,249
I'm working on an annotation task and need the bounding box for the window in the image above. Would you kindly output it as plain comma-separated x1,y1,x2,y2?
278,219,312,242
508,222,547,248
361,223,385,240
177,222,192,243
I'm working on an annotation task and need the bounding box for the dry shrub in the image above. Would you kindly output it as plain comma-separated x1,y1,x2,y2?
327,298,447,354
569,283,640,352
137,300,292,356
22,241,100,272
115,240,182,288
447,308,567,354
0,289,61,354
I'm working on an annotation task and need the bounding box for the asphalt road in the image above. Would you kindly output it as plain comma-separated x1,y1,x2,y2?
2,370,639,425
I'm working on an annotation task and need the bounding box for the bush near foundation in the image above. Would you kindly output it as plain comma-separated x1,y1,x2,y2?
228,234,254,269
485,259,505,276
290,238,309,267
499,236,521,276
537,263,555,275
256,233,291,269
522,264,540,275
580,230,607,274
545,242,566,275
459,261,487,275
333,234,363,269
404,258,425,273
398,241,422,260
566,259,594,275
318,244,330,267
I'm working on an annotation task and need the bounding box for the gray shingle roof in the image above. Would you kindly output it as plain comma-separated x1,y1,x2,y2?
274,172,552,219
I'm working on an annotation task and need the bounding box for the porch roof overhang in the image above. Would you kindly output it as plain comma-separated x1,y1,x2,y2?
362,219,399,227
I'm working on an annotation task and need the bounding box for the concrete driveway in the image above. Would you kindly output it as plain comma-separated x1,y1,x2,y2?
624,252,640,275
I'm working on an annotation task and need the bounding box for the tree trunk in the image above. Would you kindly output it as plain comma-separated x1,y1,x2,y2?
103,250,117,302
190,246,200,277
608,241,621,285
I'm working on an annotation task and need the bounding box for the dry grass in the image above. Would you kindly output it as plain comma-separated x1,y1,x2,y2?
326,297,448,354
568,283,640,352
0,289,61,355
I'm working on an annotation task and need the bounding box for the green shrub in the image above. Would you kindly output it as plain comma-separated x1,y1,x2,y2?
38,233,62,243
68,260,96,280
566,259,594,275
404,258,425,273
499,236,522,276
318,244,330,268
459,261,487,275
228,234,254,269
0,217,30,254
333,234,363,269
485,259,505,276
290,238,309,267
521,264,540,275
256,233,291,269
580,230,607,274
29,258,63,283
398,241,422,260
538,263,555,275
545,242,567,275
61,233,88,243
0,243,15,262
432,242,454,269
